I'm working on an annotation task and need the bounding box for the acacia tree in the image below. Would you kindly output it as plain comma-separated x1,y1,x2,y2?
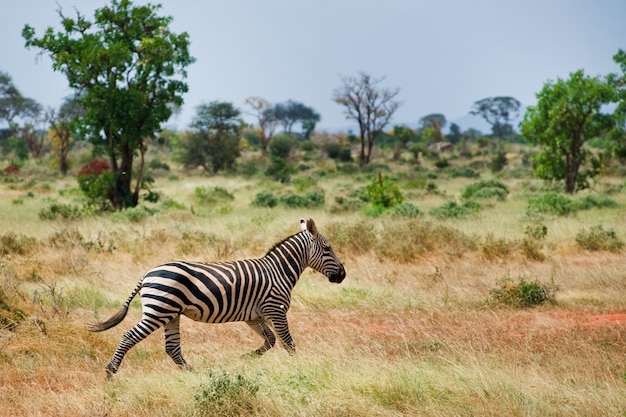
333,72,400,165
470,96,521,139
23,0,194,209
0,71,42,129
48,96,85,175
178,101,242,173
418,113,447,143
520,70,617,193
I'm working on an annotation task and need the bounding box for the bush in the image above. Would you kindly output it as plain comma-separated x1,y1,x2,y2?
194,186,235,205
574,193,619,211
462,179,509,201
0,232,37,255
449,166,480,178
279,191,325,208
480,234,513,260
39,203,83,220
366,173,403,209
526,192,575,217
191,371,259,417
430,200,481,219
251,190,278,208
575,225,624,252
388,202,421,218
489,274,557,308
265,156,296,183
77,159,114,210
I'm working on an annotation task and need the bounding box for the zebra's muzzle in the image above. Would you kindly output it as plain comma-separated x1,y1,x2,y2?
328,265,346,283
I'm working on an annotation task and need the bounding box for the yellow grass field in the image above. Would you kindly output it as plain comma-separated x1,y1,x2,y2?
1,157,625,417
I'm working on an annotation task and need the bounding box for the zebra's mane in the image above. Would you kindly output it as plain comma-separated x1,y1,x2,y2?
264,231,306,257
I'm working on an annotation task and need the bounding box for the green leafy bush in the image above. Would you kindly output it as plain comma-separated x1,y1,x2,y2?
526,192,574,216
366,174,403,209
251,190,278,208
430,200,481,219
575,225,624,252
450,166,480,178
191,371,259,417
194,186,234,205
39,203,83,220
462,179,509,201
574,193,619,210
489,275,557,307
77,159,115,210
279,190,325,208
388,202,421,218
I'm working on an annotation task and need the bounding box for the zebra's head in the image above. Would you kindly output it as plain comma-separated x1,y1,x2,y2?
300,218,346,283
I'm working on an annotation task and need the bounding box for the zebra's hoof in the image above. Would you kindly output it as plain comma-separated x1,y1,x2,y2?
105,365,117,379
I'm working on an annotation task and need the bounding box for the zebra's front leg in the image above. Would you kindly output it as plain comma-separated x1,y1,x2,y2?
266,313,296,355
245,319,276,356
164,315,190,370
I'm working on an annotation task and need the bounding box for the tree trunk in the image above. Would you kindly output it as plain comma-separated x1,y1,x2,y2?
111,142,138,209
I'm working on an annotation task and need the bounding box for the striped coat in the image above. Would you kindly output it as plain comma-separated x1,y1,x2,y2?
88,218,345,376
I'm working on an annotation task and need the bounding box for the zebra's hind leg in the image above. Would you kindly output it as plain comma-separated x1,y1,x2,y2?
164,315,190,370
245,319,276,356
105,316,162,376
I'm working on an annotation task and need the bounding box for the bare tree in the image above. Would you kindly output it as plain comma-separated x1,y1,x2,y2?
333,72,400,165
244,96,278,152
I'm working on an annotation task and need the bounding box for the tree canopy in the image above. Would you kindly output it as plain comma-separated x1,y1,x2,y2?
471,96,521,139
0,71,42,128
177,101,242,173
23,0,194,209
520,70,617,193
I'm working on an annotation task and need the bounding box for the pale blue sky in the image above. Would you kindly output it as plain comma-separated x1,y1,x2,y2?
2,0,625,132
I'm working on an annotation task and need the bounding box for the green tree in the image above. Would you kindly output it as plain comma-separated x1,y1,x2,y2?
520,70,617,193
271,100,320,136
23,0,194,209
470,96,521,140
178,101,242,173
333,72,400,165
0,71,42,128
418,113,447,143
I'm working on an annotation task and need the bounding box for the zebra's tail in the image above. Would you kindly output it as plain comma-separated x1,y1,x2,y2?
86,280,143,333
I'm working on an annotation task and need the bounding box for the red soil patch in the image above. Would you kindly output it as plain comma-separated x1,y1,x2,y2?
550,311,626,327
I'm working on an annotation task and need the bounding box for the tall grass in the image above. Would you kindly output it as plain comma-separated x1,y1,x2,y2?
0,159,625,416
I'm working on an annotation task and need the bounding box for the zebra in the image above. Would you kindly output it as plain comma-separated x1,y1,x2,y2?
87,218,346,376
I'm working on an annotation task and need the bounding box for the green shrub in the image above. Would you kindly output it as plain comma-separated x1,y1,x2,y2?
434,158,449,169
251,191,278,208
77,159,115,210
430,200,481,219
462,179,509,201
265,155,295,183
526,192,575,216
292,176,317,192
194,186,234,205
489,274,557,308
279,190,325,208
449,166,480,178
366,173,403,209
575,225,624,252
490,149,508,172
388,202,421,218
39,203,83,220
191,371,259,417
574,193,619,211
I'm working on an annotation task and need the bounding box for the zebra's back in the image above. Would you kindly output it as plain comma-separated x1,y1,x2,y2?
141,260,274,323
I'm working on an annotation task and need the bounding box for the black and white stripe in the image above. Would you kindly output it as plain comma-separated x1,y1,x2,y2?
88,218,346,376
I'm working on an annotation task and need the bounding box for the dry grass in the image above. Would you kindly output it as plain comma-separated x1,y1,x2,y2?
1,161,626,416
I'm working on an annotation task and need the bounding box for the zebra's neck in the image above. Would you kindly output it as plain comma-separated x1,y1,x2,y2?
261,232,309,287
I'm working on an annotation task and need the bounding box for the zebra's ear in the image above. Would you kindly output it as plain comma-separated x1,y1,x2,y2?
306,218,318,237
300,218,307,231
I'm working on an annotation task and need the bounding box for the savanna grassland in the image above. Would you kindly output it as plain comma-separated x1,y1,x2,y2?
1,147,626,417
